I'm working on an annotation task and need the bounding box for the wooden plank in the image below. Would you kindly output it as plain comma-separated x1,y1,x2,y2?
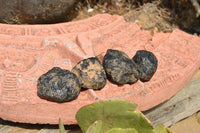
8,126,40,133
37,129,58,133
0,125,14,133
0,120,81,133
144,69,200,127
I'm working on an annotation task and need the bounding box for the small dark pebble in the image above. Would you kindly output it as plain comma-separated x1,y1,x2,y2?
37,67,81,102
103,49,141,85
132,50,158,82
72,57,107,90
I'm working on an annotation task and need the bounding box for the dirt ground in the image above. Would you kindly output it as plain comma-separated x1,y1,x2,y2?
72,0,200,35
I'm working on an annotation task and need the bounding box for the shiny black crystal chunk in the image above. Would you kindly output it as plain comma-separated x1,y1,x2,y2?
72,57,106,90
132,50,158,82
103,49,141,85
37,67,81,102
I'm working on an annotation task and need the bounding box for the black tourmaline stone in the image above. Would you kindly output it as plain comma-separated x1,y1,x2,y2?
37,67,81,102
72,57,107,90
103,49,141,85
132,50,158,82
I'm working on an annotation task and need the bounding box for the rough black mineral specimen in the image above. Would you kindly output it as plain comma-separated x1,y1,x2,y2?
103,49,141,85
37,67,81,102
72,57,107,90
132,50,158,82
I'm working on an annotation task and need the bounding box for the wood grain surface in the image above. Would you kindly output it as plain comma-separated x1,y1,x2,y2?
144,68,200,127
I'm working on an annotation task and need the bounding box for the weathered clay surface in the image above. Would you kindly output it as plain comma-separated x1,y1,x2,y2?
132,50,158,82
37,67,80,102
0,14,200,124
0,0,77,24
72,57,106,90
103,49,140,85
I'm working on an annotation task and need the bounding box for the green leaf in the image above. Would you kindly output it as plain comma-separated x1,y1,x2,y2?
106,128,138,133
59,118,66,133
154,124,172,133
76,100,155,133
86,120,104,133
